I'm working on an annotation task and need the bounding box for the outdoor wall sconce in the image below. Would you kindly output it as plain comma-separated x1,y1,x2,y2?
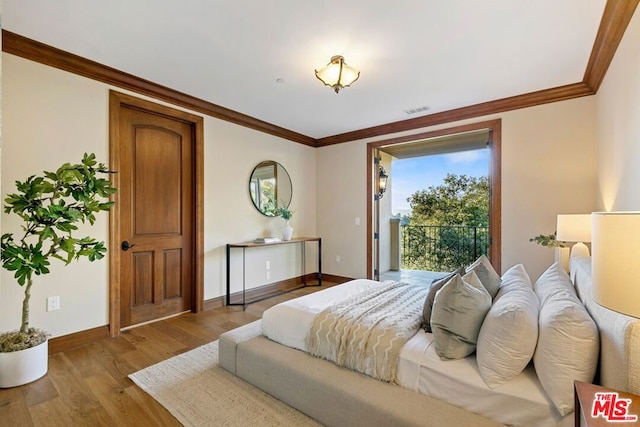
377,166,389,199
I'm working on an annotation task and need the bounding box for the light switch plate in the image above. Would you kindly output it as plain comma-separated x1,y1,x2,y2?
47,296,60,312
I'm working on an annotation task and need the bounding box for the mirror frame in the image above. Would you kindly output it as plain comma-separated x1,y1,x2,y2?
249,160,292,217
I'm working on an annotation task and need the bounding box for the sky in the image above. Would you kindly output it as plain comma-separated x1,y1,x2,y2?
391,148,489,216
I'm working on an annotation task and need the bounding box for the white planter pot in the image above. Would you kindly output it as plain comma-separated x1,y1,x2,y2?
282,221,293,241
0,339,48,388
554,246,571,273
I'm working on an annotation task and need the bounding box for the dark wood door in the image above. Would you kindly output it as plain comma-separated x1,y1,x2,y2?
118,106,195,328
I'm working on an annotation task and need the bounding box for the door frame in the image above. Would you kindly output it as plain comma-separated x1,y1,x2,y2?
366,119,502,278
108,91,205,337
372,149,384,280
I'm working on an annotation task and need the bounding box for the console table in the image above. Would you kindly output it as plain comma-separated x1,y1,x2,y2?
226,237,322,309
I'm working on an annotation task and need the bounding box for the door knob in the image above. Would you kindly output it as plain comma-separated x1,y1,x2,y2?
121,241,137,251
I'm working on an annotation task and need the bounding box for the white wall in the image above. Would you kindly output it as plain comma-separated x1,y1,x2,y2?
594,8,640,211
500,99,598,278
203,116,318,298
1,54,111,338
315,141,369,279
317,96,598,281
0,53,317,337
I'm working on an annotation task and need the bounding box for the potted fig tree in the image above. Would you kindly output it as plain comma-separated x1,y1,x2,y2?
0,153,116,388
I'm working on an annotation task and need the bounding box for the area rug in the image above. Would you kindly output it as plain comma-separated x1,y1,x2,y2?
129,340,321,426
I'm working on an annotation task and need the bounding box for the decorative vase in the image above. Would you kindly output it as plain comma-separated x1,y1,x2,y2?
0,339,48,388
554,246,571,273
282,220,293,241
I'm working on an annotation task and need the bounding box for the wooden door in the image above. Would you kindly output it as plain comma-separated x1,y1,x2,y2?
118,105,195,328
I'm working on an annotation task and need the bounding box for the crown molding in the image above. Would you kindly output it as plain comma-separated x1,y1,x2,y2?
2,0,637,148
1,30,316,147
317,0,639,146
583,0,640,92
315,83,593,147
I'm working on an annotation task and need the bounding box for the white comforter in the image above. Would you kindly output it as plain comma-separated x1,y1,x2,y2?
262,279,380,351
262,279,572,427
306,281,427,382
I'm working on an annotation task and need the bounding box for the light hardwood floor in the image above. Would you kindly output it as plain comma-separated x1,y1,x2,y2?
0,284,336,426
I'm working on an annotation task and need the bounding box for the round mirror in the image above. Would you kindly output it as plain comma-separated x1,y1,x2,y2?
249,161,292,216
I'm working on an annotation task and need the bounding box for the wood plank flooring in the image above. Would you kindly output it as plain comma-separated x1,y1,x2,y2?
0,284,336,426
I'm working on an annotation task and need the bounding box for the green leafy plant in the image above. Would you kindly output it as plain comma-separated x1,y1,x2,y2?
0,153,116,352
274,206,294,221
529,232,566,248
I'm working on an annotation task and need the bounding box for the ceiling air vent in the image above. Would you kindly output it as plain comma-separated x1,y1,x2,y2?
403,105,431,115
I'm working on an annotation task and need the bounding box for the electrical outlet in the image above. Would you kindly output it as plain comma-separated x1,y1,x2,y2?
265,260,271,270
355,217,360,225
47,296,60,312
336,255,341,263
266,270,271,280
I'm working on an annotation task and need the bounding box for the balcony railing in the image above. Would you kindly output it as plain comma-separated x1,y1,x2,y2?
400,224,489,272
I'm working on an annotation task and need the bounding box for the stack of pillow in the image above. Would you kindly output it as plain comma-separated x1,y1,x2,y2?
532,262,599,416
423,256,500,360
422,256,599,416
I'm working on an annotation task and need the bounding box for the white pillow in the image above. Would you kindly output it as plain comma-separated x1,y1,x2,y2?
533,266,599,416
498,264,532,295
431,271,492,360
476,278,539,388
466,255,501,299
533,262,577,305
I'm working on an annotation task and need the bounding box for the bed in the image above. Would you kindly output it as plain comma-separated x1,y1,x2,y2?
219,257,640,426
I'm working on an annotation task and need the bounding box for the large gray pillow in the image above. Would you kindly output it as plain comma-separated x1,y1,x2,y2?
466,255,501,299
422,267,465,332
431,271,492,360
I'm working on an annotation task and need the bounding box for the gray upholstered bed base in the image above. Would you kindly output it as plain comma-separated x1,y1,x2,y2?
220,257,640,426
220,320,501,427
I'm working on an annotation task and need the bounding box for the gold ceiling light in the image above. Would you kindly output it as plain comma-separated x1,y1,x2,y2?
315,55,360,93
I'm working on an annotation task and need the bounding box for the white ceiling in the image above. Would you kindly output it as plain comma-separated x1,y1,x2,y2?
3,0,607,139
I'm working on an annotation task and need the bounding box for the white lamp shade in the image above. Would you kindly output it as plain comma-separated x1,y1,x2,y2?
592,211,640,318
556,214,592,243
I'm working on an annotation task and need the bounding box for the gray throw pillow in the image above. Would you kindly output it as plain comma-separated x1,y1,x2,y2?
431,271,492,360
466,255,501,299
422,267,465,332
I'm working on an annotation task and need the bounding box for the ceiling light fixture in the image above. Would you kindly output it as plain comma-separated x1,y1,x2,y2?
315,55,360,94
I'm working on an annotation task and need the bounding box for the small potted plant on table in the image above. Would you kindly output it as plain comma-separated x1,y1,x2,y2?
275,206,294,241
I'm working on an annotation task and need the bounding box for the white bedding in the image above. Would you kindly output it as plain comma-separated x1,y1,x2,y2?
399,330,571,427
262,279,381,351
262,279,573,427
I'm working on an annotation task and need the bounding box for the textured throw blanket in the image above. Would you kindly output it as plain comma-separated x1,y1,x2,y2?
305,281,428,383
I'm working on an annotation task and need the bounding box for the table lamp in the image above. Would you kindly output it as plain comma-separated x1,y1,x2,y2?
556,214,591,258
592,212,640,318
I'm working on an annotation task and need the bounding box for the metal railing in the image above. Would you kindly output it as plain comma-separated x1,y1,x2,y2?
401,225,489,272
